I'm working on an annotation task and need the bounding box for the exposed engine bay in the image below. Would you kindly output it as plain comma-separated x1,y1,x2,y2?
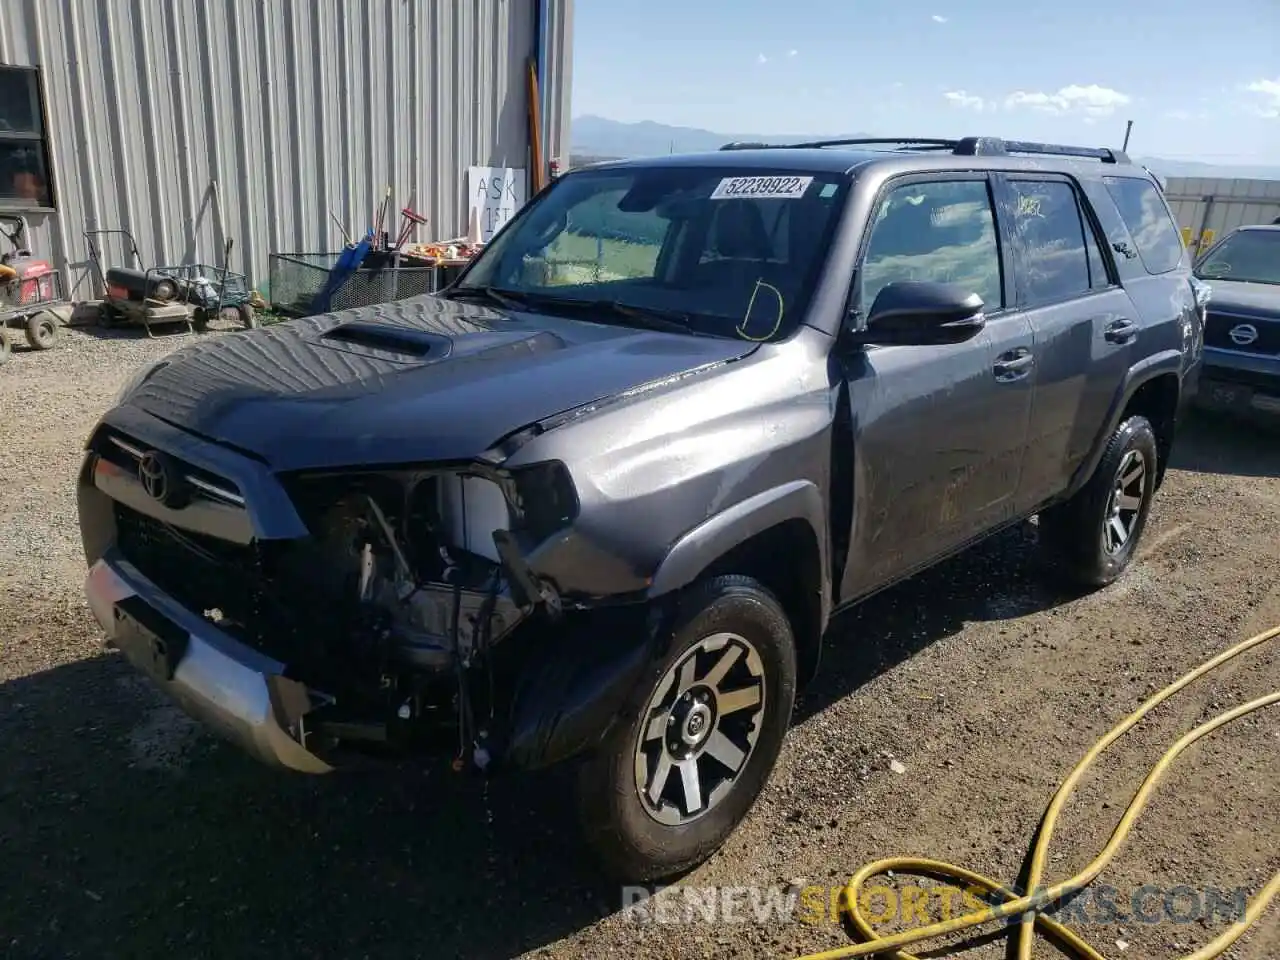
294,475,521,670
273,466,571,763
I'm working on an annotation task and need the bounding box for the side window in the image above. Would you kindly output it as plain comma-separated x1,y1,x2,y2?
1007,179,1091,305
1102,177,1185,275
860,179,1002,311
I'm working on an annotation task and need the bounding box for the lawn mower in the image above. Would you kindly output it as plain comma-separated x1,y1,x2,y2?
0,214,71,363
84,228,257,337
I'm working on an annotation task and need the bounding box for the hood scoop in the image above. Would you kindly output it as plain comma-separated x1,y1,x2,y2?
320,321,454,363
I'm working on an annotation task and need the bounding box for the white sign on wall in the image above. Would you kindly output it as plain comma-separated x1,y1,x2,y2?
466,166,528,242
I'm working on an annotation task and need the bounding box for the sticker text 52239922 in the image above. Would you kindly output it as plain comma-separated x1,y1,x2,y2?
710,176,814,200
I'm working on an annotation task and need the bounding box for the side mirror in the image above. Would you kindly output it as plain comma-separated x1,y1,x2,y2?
851,280,986,346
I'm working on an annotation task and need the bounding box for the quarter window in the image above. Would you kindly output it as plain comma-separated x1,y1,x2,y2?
1007,179,1092,305
1102,177,1184,275
861,179,1002,311
0,66,53,208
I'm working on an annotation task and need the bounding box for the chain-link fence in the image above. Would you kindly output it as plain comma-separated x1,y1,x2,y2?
268,252,465,317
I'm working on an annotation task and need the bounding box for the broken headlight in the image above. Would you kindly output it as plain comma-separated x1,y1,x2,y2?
280,462,577,671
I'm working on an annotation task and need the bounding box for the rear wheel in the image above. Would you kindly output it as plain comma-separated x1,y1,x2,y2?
576,575,796,881
1040,415,1158,587
24,310,58,350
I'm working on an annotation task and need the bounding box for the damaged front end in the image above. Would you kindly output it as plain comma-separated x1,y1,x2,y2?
94,446,603,772
263,460,579,767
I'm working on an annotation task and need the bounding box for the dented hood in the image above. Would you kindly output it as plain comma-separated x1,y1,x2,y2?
125,295,754,471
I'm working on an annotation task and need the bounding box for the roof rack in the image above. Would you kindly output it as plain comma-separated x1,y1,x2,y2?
718,136,1130,164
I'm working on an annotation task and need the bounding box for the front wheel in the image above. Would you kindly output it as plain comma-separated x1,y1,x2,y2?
576,575,796,881
24,310,58,350
1040,415,1159,587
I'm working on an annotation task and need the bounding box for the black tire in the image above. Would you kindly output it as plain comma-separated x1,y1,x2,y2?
24,311,58,350
576,575,797,881
97,303,121,329
192,307,211,333
1040,415,1159,587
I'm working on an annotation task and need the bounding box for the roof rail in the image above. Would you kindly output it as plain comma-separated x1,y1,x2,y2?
719,135,1130,164
953,137,1129,163
719,137,958,152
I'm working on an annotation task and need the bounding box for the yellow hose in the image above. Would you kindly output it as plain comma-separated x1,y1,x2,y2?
795,624,1280,960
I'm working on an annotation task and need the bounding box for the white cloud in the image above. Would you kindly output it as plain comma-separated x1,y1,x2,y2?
788,49,798,57
931,14,948,22
1004,84,1131,117
891,81,904,89
756,53,768,64
943,90,989,112
1244,78,1280,118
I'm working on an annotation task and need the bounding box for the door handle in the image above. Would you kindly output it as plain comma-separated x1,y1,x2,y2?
1105,318,1138,344
993,348,1034,382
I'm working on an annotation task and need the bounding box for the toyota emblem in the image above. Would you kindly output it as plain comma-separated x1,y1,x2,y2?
137,451,170,503
1228,323,1259,347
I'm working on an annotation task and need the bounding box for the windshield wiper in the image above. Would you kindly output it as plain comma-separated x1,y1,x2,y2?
519,294,699,335
441,285,529,311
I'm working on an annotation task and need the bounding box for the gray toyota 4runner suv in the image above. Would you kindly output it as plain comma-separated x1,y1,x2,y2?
79,136,1203,881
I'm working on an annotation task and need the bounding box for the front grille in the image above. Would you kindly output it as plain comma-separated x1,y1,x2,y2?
112,504,374,687
93,428,244,507
1204,311,1280,356
115,503,263,629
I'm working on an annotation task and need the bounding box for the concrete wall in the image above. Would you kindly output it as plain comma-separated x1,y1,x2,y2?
0,0,573,292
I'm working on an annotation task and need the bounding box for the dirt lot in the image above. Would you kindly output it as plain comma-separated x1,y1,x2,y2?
1,329,1277,960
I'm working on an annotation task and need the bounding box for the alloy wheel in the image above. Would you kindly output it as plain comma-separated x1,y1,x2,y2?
1102,449,1146,555
633,632,767,826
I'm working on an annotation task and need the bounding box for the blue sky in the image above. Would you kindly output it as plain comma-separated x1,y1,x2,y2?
571,0,1280,163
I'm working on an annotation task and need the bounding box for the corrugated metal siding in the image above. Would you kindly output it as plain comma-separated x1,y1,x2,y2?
542,0,573,166
0,0,571,293
1164,176,1280,254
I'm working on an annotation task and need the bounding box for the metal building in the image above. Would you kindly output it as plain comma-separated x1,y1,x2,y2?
0,0,573,293
1164,176,1280,256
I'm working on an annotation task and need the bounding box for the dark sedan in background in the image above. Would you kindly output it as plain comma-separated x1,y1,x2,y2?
1193,224,1280,422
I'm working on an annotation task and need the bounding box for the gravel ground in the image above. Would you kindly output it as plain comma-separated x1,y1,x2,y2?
1,326,1277,960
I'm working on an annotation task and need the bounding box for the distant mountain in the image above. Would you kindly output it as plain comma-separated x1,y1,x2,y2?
1134,156,1280,181
570,115,1280,181
570,115,873,159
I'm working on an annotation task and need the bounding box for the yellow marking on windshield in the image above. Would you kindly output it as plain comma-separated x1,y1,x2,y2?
737,279,785,342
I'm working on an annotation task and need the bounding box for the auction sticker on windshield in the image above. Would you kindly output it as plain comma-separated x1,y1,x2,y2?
710,176,813,200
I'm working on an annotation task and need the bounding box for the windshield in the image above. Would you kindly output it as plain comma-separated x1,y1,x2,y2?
1195,229,1280,286
454,166,848,341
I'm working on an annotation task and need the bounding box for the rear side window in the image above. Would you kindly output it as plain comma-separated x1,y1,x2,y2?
1007,179,1091,305
1102,177,1185,275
